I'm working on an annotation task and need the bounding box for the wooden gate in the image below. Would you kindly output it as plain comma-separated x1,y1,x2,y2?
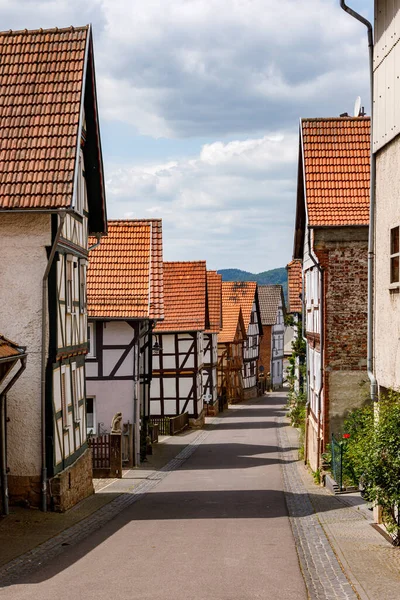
88,433,123,478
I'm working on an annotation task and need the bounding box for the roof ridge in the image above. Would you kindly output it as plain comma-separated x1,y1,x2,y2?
0,25,89,37
301,116,370,123
164,260,207,266
108,218,162,224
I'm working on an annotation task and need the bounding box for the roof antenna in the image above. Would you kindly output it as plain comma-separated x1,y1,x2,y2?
354,96,362,117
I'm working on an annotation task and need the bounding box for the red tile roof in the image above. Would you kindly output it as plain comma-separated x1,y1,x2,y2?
286,260,302,313
0,26,106,224
221,281,257,331
206,271,222,334
301,117,370,226
154,261,207,332
219,302,246,344
258,285,284,325
87,220,164,320
0,335,25,360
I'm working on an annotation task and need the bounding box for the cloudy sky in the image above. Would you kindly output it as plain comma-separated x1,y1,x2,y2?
2,0,372,272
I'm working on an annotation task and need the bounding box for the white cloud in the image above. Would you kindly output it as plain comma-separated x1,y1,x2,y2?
106,132,298,271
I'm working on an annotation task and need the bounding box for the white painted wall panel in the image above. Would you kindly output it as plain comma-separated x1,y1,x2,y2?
103,321,134,345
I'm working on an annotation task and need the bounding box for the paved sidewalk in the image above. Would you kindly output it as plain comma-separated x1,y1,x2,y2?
284,424,400,600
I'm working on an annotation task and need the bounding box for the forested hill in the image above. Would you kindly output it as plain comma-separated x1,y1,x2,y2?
218,267,287,299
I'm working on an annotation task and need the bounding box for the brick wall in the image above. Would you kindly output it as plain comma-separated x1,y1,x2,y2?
258,326,272,375
314,228,368,447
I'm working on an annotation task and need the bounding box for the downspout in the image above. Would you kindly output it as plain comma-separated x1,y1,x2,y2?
88,233,102,252
339,3,377,402
41,212,66,512
1,354,27,516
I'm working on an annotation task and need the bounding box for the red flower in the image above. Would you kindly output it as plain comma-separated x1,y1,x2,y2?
343,433,351,439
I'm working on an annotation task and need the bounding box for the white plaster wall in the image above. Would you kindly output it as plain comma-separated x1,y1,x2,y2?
0,213,51,475
85,379,134,433
103,321,134,345
375,139,400,390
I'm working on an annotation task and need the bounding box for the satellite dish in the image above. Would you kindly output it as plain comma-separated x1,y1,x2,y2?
354,96,362,117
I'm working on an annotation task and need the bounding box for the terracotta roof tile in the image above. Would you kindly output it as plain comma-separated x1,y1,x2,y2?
87,220,164,320
0,26,89,210
301,117,370,226
154,261,207,332
218,304,244,344
221,281,257,331
286,260,302,314
205,271,222,334
0,334,25,360
258,285,284,325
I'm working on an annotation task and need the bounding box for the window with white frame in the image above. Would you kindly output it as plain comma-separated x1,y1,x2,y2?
390,226,399,284
86,396,95,435
66,256,73,314
71,362,80,422
61,365,69,429
76,153,85,215
87,322,96,358
79,260,87,313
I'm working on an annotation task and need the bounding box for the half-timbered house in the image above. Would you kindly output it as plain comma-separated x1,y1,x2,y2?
151,261,209,426
217,297,247,405
258,285,285,389
0,26,107,511
221,282,262,399
86,219,164,466
293,116,369,472
203,271,223,415
285,259,303,393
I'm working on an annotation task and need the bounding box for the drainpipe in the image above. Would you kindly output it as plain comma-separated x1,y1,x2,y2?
339,1,377,402
88,233,102,252
41,212,66,512
0,354,27,516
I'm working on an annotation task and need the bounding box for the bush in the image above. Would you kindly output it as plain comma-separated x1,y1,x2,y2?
343,391,400,545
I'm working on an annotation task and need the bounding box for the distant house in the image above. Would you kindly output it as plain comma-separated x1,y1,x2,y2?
217,301,247,405
258,285,285,389
0,336,27,516
151,262,208,426
0,26,107,511
221,282,262,399
86,220,164,466
203,271,223,415
293,116,370,472
285,259,303,391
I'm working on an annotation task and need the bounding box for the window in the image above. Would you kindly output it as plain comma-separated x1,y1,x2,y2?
66,257,73,314
61,366,69,430
87,322,96,358
79,260,87,313
76,154,85,215
71,363,80,422
390,226,399,284
86,396,95,435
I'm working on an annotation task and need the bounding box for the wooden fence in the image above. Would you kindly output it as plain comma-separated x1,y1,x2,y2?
149,412,189,436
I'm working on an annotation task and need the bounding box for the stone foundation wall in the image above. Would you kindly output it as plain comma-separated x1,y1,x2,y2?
49,447,94,512
243,386,257,400
206,399,219,416
189,408,206,429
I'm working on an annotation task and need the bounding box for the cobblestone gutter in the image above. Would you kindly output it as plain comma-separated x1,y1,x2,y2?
277,419,359,600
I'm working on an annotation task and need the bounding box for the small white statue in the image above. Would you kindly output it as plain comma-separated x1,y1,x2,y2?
111,412,123,433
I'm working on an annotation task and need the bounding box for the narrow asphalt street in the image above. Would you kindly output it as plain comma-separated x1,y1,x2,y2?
2,395,308,599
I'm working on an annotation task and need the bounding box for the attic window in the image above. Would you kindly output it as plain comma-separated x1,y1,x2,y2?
390,226,399,284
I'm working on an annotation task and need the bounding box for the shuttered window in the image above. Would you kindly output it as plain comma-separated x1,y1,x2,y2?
66,256,73,314
61,367,68,429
